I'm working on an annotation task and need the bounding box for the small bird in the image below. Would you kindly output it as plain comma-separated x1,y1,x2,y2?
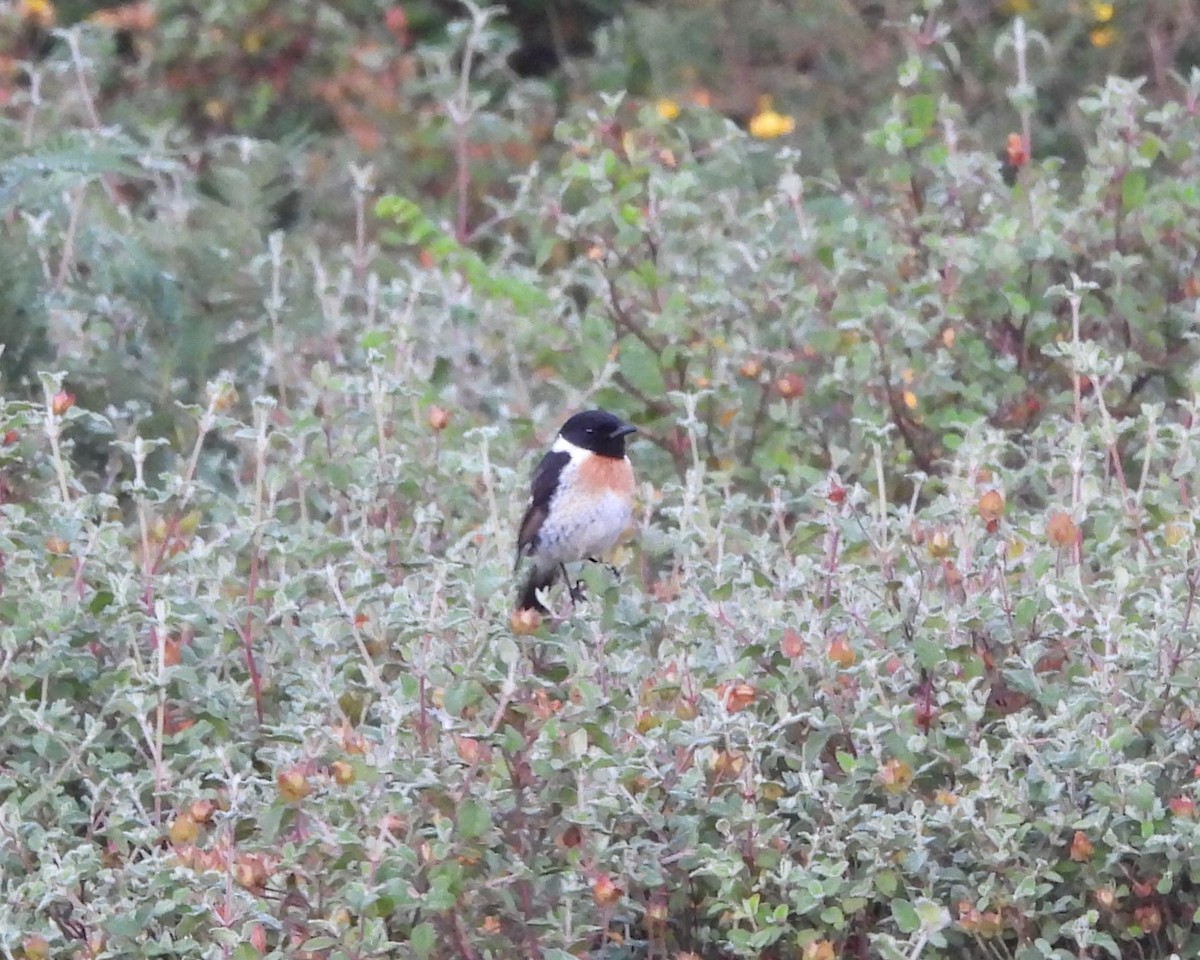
515,409,638,613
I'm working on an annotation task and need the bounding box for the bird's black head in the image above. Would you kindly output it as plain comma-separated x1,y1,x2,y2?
559,409,637,459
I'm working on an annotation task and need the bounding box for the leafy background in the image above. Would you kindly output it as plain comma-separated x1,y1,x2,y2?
3,0,1200,958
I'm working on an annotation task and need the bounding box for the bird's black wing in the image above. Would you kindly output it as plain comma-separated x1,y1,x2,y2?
515,449,570,568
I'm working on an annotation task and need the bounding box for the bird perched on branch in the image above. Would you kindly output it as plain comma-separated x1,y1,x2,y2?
515,409,638,613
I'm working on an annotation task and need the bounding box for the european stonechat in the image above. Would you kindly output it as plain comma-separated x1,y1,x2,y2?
515,409,638,613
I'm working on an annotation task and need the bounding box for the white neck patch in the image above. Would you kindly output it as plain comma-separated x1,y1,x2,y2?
551,435,590,462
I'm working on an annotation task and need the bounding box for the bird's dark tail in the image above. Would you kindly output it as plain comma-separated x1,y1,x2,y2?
517,563,558,613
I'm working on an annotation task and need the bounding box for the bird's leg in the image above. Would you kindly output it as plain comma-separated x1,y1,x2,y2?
588,556,621,579
562,563,587,604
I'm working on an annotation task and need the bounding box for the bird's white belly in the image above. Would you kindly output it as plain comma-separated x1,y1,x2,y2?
537,489,631,563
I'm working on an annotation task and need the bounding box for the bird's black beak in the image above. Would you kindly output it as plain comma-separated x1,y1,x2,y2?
609,423,638,439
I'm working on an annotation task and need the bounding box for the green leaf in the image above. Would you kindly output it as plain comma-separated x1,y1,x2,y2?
1137,137,1161,161
429,356,452,390
820,905,845,927
892,898,919,934
908,94,936,132
618,337,667,396
360,330,390,351
913,637,943,670
1129,780,1155,814
1121,170,1147,212
411,922,436,959
875,870,899,897
457,797,491,839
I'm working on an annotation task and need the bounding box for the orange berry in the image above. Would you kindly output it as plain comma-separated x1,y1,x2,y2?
330,760,356,786
738,358,763,379
717,681,757,713
1005,132,1028,168
1046,512,1077,549
780,628,805,659
384,5,407,42
592,874,622,907
162,636,182,667
50,391,75,416
711,749,745,779
234,854,270,892
803,941,836,960
207,382,238,411
827,634,856,668
480,915,502,934
559,824,583,848
510,608,542,635
775,372,805,399
1069,830,1093,862
1134,904,1162,934
23,935,50,960
453,735,489,765
168,813,200,846
189,798,216,824
428,405,450,432
45,536,70,556
927,529,951,559
879,758,913,795
276,766,311,803
978,490,1005,523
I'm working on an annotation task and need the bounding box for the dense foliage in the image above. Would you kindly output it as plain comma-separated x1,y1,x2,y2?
3,1,1200,958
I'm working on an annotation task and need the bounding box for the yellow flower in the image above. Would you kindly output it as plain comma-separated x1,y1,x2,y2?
242,30,264,54
20,0,56,27
749,97,795,140
903,389,919,411
1091,2,1114,23
655,98,681,121
1090,25,1115,47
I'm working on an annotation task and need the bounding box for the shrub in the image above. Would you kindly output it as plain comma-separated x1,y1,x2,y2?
4,6,1200,960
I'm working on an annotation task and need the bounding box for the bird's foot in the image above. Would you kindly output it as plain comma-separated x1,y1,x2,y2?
587,556,621,579
568,579,588,604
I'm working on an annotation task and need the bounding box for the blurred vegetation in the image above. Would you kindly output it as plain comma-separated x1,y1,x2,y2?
4,0,1200,958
